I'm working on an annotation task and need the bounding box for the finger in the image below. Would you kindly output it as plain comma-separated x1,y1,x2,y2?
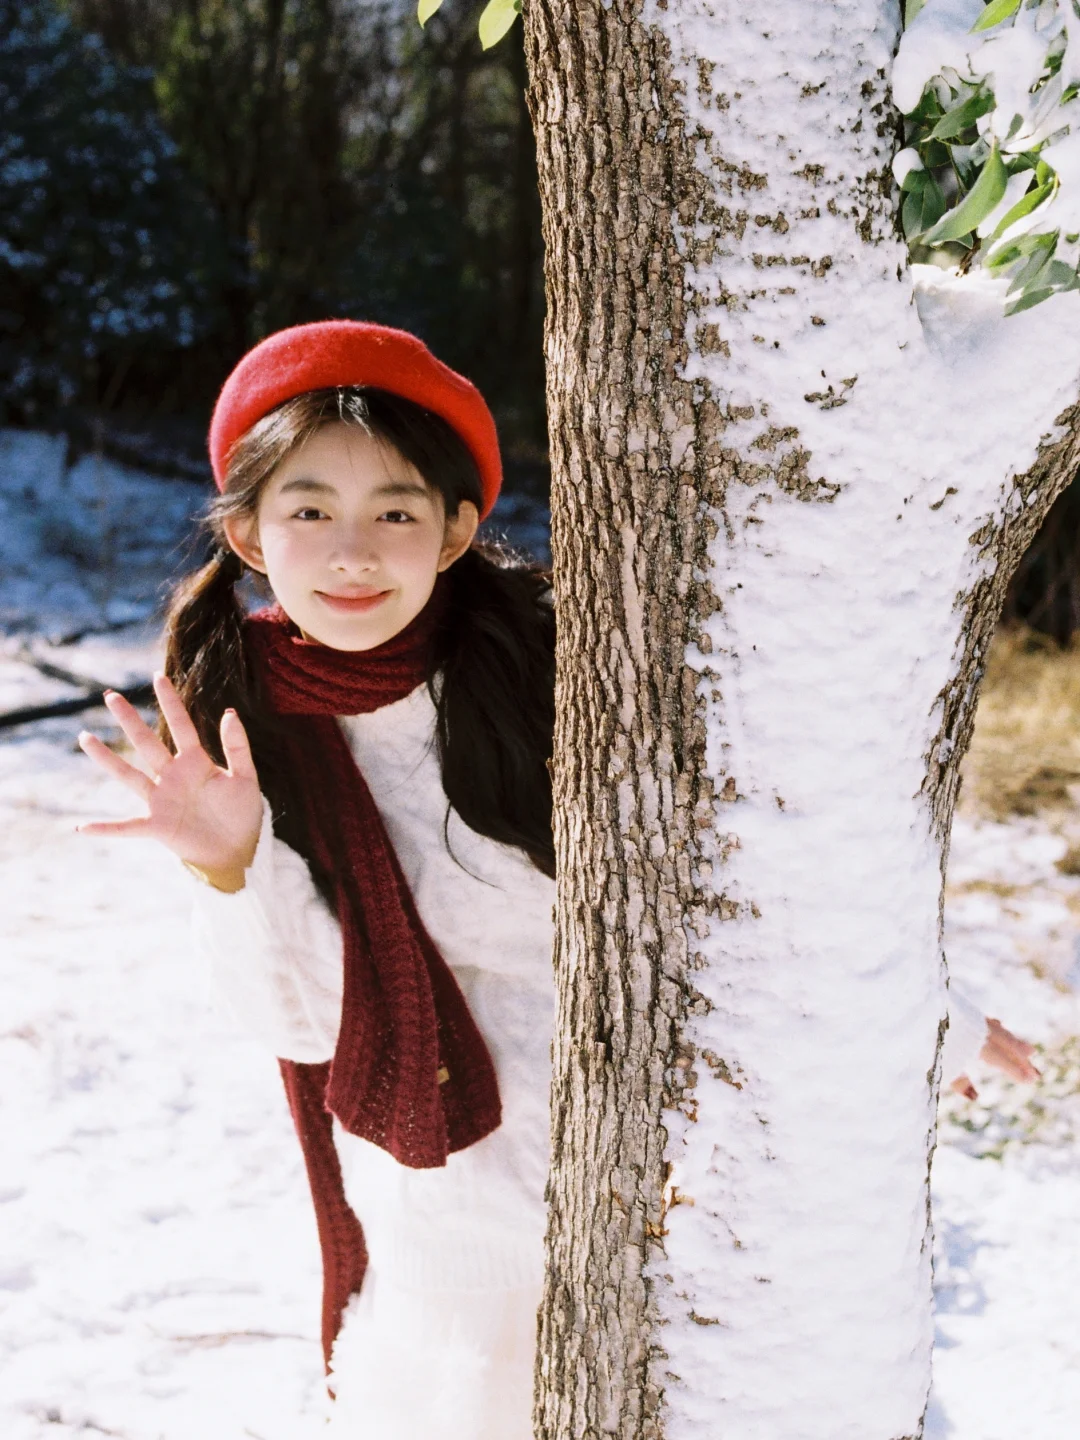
1002,1036,1037,1062
995,1034,1036,1057
949,1075,978,1100
220,708,257,782
1003,1054,1041,1082
993,1031,1037,1064
102,690,173,774
153,671,204,756
984,1038,1041,1082
78,731,155,802
75,816,155,838
984,1020,1036,1057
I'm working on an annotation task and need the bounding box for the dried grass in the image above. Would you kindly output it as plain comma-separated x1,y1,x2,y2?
960,624,1080,820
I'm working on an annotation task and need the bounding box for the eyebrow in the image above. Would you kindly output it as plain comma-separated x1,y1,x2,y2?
277,477,431,500
372,480,431,500
278,477,336,496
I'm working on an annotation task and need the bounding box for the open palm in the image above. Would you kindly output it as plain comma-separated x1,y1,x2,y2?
77,672,264,875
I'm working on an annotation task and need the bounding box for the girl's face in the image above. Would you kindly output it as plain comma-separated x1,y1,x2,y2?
223,421,478,651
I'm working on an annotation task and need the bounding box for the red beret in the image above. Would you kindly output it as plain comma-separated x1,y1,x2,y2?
208,320,502,519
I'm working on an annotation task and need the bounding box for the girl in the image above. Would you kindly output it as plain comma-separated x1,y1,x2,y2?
75,320,1034,1436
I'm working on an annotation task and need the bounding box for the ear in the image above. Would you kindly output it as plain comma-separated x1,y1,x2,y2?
437,500,480,572
222,514,266,575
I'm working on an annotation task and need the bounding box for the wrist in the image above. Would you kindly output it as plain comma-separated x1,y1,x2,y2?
181,858,248,893
184,835,257,887
182,858,249,892
180,807,264,894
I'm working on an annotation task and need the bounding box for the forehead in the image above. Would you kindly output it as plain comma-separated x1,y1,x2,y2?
266,421,434,502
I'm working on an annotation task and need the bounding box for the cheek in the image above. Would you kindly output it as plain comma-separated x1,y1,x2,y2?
258,525,327,582
387,525,446,574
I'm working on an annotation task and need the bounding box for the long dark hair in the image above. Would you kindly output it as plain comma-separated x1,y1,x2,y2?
162,387,555,882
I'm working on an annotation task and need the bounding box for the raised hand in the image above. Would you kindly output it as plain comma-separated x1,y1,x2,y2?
77,672,264,888
949,1016,1041,1101
980,1016,1041,1082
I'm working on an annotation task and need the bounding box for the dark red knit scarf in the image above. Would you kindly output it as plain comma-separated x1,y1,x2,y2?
243,582,502,1364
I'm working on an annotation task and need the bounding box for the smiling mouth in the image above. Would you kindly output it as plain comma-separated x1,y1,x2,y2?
315,589,392,613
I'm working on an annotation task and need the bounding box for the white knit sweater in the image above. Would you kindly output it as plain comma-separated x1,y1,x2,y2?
189,681,557,1295
188,682,987,1296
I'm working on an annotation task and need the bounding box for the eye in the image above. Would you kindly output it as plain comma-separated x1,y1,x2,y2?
292,506,329,521
379,509,416,524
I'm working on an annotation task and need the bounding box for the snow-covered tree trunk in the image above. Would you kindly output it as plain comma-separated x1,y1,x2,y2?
524,2,1080,1437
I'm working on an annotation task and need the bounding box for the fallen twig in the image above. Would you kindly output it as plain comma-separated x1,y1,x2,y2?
36,1409,132,1438
160,1327,312,1349
0,679,154,732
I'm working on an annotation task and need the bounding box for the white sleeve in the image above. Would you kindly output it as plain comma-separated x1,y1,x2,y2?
941,982,988,1081
187,797,343,1064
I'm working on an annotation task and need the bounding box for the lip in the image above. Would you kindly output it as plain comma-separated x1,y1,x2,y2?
314,588,392,614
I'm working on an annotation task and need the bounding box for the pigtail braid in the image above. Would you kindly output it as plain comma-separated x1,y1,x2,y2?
161,547,251,764
160,545,336,906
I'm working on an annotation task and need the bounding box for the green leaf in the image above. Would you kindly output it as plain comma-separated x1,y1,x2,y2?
417,0,443,23
919,174,946,234
1005,269,1079,315
478,0,521,48
1006,233,1057,294
903,172,947,240
971,0,1022,32
984,179,1054,245
1005,286,1057,314
1045,259,1078,288
902,189,924,239
900,165,928,195
908,87,945,126
986,230,1055,271
904,0,928,22
921,138,952,169
927,88,995,140
919,141,1008,244
952,146,982,191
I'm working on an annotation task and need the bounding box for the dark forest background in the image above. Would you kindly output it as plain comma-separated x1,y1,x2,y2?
0,0,545,480
3,0,1080,627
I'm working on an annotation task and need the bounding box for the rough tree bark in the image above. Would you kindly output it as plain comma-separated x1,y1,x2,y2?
523,3,1080,1438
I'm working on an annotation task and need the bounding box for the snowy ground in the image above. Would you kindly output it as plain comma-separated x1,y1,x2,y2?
0,703,331,1440
1,429,1078,1436
930,814,1080,1439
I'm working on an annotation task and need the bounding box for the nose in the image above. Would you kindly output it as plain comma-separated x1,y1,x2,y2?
329,520,379,574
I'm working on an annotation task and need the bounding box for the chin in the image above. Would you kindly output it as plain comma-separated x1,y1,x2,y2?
307,610,407,652
310,625,393,653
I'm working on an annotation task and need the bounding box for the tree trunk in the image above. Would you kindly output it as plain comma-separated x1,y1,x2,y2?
524,2,1080,1437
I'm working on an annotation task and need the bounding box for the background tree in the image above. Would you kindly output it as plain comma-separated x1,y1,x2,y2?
0,0,220,424
521,1,1080,1435
1001,479,1080,641
3,0,545,453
